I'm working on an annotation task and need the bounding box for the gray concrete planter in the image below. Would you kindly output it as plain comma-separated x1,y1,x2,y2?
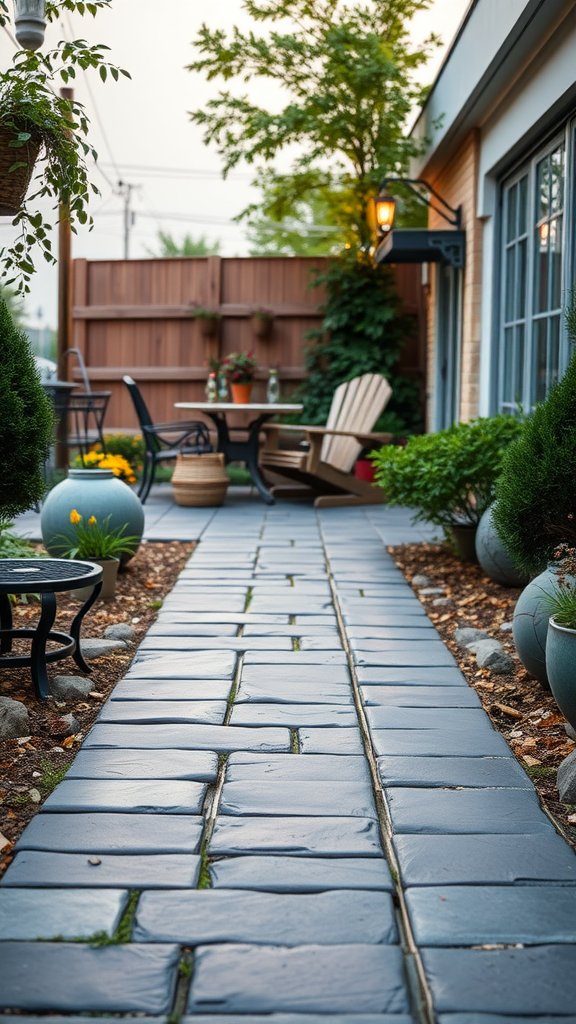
475,503,529,588
512,568,564,689
546,617,576,730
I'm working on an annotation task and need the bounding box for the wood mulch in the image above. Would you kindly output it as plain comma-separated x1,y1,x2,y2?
0,540,194,881
391,542,576,849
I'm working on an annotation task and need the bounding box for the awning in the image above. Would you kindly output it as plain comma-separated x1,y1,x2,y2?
375,228,465,269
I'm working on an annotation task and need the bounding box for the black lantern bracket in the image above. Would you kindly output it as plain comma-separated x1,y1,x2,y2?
381,176,462,229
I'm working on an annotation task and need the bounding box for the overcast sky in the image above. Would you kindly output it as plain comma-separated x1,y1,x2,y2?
0,0,470,326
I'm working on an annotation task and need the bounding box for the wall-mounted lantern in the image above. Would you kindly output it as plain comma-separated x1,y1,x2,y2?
13,0,46,51
374,176,465,270
374,191,396,235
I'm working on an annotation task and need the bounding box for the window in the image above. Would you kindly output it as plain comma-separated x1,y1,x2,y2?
498,138,567,412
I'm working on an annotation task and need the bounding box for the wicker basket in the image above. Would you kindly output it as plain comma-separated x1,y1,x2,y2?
172,452,229,507
0,129,40,216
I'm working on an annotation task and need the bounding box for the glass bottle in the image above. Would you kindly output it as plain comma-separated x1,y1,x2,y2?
267,368,280,404
217,372,229,402
206,371,218,403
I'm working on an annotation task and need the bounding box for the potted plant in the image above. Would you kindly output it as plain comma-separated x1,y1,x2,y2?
542,547,576,730
53,510,140,600
192,306,221,339
251,306,274,340
222,351,259,404
370,415,522,560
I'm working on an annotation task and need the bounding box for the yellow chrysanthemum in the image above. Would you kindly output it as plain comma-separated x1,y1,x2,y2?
88,516,97,526
70,510,82,524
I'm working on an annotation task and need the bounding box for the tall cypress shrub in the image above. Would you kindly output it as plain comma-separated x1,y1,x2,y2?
0,300,53,525
493,321,576,575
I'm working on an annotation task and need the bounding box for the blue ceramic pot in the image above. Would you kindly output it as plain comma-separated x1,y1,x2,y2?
546,617,576,730
41,469,144,564
512,567,565,688
475,503,529,588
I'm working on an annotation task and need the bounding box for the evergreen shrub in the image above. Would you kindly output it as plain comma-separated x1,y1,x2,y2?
0,300,53,524
493,341,576,576
371,416,522,541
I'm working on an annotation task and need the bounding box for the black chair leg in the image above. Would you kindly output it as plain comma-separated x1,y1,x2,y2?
138,454,152,499
140,459,157,505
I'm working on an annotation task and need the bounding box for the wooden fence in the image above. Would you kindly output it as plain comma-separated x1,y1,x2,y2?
70,255,426,431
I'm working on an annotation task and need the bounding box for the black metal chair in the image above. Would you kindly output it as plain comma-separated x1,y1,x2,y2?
123,375,212,504
52,391,112,459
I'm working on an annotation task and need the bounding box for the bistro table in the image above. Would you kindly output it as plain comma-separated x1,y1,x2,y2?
0,559,103,700
174,402,303,505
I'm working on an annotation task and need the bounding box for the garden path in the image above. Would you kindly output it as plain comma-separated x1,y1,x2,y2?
2,500,576,1020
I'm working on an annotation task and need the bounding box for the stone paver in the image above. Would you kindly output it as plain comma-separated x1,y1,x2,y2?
5,498,576,1017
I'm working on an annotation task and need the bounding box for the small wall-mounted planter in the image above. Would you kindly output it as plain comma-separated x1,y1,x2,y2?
0,129,40,216
198,317,220,339
251,313,274,340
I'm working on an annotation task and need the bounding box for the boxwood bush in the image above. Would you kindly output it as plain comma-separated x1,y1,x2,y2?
371,415,522,541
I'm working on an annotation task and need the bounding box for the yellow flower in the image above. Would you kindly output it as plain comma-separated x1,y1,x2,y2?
88,516,97,526
70,510,82,524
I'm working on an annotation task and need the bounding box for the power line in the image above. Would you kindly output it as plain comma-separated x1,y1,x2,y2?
99,161,253,182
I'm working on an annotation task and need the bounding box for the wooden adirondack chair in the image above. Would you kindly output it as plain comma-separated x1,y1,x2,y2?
260,373,393,507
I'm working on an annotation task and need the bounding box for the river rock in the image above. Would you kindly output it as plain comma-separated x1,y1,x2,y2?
104,624,135,642
419,587,446,597
81,638,127,659
454,627,490,648
49,676,93,702
558,750,576,803
49,713,80,738
473,638,515,674
412,574,431,587
0,697,30,741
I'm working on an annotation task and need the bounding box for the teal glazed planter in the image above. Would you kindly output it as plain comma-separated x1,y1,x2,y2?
41,469,144,564
475,503,529,588
546,617,576,730
512,567,566,688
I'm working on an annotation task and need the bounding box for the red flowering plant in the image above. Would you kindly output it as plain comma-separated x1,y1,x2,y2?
222,351,258,384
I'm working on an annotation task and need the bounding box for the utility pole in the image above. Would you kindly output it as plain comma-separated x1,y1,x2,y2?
117,180,137,259
56,86,74,468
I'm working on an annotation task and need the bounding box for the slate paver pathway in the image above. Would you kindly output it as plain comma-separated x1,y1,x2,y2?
2,500,576,1019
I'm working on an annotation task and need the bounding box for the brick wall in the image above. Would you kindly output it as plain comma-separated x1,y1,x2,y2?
426,129,483,427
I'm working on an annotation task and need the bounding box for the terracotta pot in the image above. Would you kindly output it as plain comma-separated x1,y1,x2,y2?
71,557,119,602
251,315,273,340
231,383,253,404
198,317,219,338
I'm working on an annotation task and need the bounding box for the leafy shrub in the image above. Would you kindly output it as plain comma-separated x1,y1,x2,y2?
493,340,576,576
0,521,38,558
93,434,145,473
0,300,53,524
371,416,522,540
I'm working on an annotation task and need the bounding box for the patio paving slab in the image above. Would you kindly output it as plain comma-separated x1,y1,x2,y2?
146,623,239,636
98,700,227,725
378,755,531,789
0,943,180,1013
356,667,467,685
209,816,382,857
394,832,576,885
372,729,512,758
1,851,201,888
183,1016,415,1024
386,787,555,834
109,679,232,701
15,812,204,854
230,704,358,728
66,748,218,780
420,946,576,1015
0,888,128,939
353,649,458,668
138,636,293,651
236,679,354,704
209,855,393,892
244,650,348,665
41,779,207,815
127,651,236,678
362,686,481,708
187,944,410,1015
133,889,397,945
225,753,371,783
219,781,376,817
241,664,351,684
84,724,291,751
299,728,366,754
406,885,576,945
366,707,493,731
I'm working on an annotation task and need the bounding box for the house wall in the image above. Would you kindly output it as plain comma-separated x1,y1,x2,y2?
426,130,483,427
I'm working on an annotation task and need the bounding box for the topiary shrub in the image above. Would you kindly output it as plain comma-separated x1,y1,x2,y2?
493,339,576,578
371,416,522,542
0,300,53,525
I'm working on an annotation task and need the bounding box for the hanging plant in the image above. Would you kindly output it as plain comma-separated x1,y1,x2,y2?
0,0,130,293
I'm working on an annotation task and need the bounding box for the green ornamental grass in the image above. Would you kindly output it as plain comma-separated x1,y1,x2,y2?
53,511,139,561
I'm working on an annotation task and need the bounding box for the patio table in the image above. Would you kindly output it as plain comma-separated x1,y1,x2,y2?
173,402,303,505
0,558,103,700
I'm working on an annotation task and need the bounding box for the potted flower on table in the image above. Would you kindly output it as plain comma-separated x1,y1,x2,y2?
222,351,259,404
53,510,140,600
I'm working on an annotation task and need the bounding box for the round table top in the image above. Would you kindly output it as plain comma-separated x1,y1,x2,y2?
0,558,103,594
174,402,303,412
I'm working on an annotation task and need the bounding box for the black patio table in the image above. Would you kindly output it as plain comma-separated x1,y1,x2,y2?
0,559,103,701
